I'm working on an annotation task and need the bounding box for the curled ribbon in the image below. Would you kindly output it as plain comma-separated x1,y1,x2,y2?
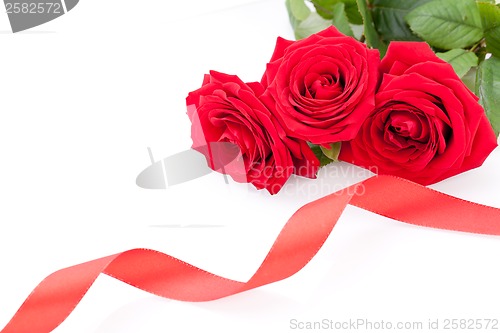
2,175,500,333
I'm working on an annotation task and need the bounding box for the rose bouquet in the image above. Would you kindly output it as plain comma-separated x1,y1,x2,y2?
3,2,500,332
187,0,500,194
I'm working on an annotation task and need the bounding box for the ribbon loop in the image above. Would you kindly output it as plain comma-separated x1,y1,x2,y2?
2,176,499,333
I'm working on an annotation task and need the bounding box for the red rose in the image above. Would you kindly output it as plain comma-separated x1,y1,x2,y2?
261,26,380,145
187,71,319,194
340,42,498,185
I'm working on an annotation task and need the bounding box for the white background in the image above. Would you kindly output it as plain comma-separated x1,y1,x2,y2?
0,1,500,332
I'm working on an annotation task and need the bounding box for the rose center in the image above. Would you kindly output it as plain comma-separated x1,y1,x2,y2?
305,73,343,100
387,110,430,144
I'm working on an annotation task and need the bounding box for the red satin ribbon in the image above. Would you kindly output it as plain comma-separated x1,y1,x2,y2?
2,175,500,333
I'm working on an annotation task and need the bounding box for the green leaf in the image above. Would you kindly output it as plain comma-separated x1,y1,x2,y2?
311,0,336,19
285,0,311,33
286,0,329,40
476,56,500,136
478,2,500,57
461,67,477,91
344,0,363,24
288,0,311,21
295,12,333,39
406,0,483,49
312,0,363,24
436,49,479,77
356,0,388,55
309,144,335,167
320,142,342,162
331,2,355,37
371,0,433,42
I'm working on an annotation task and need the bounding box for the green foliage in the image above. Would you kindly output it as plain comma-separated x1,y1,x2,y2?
406,0,483,49
437,49,479,77
371,0,433,42
286,0,332,39
295,12,333,39
320,142,342,162
309,143,342,167
311,0,363,24
331,2,355,37
286,0,311,37
356,0,387,55
288,0,311,21
476,56,500,136
478,2,500,57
